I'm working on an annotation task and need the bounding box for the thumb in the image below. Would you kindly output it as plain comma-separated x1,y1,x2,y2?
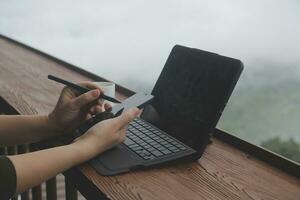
113,108,140,129
72,89,100,108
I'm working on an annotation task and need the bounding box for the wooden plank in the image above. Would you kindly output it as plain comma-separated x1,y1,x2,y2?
0,100,10,157
0,34,135,98
0,96,19,115
214,128,300,178
29,144,43,200
20,191,30,200
46,177,57,200
0,35,299,200
7,146,17,155
18,144,30,200
65,177,78,200
7,145,18,200
0,147,6,155
31,186,42,200
63,167,108,200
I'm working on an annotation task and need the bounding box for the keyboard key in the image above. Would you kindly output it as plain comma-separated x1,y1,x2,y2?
155,138,164,143
148,147,156,152
169,146,179,151
149,141,157,145
139,150,151,156
144,155,156,160
165,138,173,142
152,150,163,157
140,142,147,146
154,135,161,138
130,135,138,139
171,141,179,145
162,149,172,155
143,125,151,129
131,146,143,151
157,146,167,151
164,143,173,148
162,134,168,138
136,149,144,154
171,148,180,153
133,130,139,133
124,138,135,146
179,146,187,150
128,144,139,148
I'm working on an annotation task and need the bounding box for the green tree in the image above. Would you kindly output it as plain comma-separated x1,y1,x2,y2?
261,137,300,163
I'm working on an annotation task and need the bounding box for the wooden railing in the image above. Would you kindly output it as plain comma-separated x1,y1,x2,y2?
0,98,82,200
1,34,300,200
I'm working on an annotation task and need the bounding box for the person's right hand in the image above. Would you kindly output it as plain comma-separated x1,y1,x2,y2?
72,108,140,159
48,81,111,135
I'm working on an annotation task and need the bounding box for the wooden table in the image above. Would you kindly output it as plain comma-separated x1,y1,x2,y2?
1,35,300,200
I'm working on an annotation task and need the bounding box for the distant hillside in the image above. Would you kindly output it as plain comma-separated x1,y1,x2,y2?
218,63,300,144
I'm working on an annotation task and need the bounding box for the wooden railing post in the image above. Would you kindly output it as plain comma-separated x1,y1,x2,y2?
7,146,18,200
46,177,57,200
65,177,78,200
32,186,42,200
30,144,43,200
18,144,30,200
0,147,6,155
1,101,81,200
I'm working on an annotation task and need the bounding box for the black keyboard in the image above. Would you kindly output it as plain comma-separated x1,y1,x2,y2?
123,118,187,160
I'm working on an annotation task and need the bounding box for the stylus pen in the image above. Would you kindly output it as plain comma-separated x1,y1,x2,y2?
48,75,121,103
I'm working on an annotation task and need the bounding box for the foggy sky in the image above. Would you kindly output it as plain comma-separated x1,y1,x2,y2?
0,0,300,92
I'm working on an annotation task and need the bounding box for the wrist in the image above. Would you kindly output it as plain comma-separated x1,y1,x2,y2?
46,113,65,135
69,141,98,162
63,143,89,165
70,131,106,160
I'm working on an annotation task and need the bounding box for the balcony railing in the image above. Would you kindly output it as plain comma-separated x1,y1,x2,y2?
0,34,299,200
0,97,84,200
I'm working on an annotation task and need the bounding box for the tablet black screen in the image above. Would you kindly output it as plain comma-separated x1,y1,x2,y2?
141,45,243,155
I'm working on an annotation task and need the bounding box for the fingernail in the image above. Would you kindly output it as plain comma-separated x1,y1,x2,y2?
92,90,99,97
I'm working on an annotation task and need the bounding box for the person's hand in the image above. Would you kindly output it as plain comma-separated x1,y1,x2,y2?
48,82,112,134
72,108,140,159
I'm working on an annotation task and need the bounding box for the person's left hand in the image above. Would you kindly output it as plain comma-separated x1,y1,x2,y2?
48,82,112,134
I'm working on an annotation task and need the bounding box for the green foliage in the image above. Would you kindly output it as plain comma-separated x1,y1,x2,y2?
261,137,300,163
217,63,300,163
217,64,300,144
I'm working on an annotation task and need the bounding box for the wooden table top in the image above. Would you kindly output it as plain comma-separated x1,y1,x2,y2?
1,36,300,200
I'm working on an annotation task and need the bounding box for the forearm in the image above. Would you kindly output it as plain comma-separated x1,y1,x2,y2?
8,142,96,194
0,115,61,146
6,108,138,196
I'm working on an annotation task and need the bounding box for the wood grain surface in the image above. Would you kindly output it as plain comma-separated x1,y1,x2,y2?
1,36,300,200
